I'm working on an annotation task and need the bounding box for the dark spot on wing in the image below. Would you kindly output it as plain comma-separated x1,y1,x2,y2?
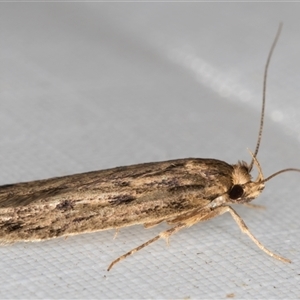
109,195,136,205
4,221,23,232
168,184,205,193
162,178,180,187
145,178,180,188
49,224,68,237
73,217,85,223
56,200,74,211
113,181,130,187
73,215,94,223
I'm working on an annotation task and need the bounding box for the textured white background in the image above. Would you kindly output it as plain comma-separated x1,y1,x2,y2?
1,2,300,299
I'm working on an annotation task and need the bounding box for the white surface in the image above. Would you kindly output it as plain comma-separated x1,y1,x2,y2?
1,3,300,299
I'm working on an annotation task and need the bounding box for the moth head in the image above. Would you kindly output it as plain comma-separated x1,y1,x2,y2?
229,151,300,204
229,157,265,204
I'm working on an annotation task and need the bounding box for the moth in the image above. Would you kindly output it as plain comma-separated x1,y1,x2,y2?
0,24,299,271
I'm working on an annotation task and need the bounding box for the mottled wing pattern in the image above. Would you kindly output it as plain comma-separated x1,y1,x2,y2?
0,158,234,242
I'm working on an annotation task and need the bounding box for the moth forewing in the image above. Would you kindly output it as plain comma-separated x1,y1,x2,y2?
0,158,233,242
1,23,300,271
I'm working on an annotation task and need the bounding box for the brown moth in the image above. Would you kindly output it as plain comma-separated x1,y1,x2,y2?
0,24,299,271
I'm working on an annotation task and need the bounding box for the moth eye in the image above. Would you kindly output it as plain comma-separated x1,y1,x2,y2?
229,184,244,200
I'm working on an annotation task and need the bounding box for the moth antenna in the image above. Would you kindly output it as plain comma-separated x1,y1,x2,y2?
247,148,264,182
249,23,283,172
263,168,300,183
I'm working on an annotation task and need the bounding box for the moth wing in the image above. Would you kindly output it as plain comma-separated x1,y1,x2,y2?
143,220,163,228
166,200,211,225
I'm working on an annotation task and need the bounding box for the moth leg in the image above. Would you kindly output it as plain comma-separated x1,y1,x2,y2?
243,203,265,210
214,206,290,263
107,223,185,271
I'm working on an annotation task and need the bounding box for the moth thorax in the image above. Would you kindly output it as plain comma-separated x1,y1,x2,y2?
232,161,252,185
